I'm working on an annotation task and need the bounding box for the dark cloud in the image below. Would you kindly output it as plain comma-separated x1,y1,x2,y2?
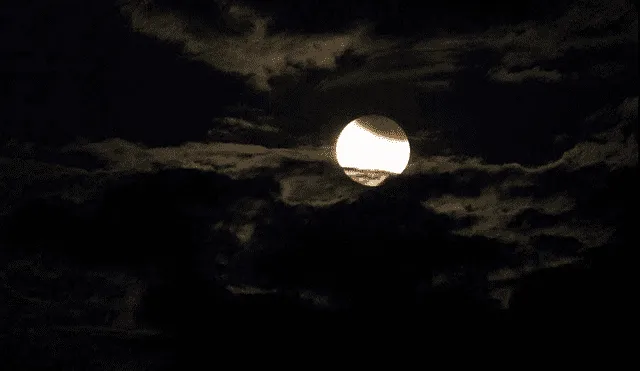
1,164,511,320
554,97,638,169
309,6,633,164
4,92,632,251
3,0,635,156
413,96,637,250
1,138,360,208
106,0,638,164
0,169,279,275
506,209,568,230
489,66,563,83
2,2,637,367
316,47,460,91
120,1,388,91
212,117,279,133
532,235,585,256
0,156,95,214
478,0,637,66
122,0,618,93
207,117,281,145
2,88,634,255
1,257,147,331
1,108,634,357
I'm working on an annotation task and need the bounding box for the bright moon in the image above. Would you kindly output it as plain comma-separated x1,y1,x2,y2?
335,115,411,186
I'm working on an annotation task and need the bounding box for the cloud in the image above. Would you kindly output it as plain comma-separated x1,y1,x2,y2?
73,138,288,173
120,1,392,91
407,97,638,175
413,80,453,90
119,0,636,97
279,174,364,206
9,91,625,232
557,126,637,170
476,0,637,77
212,117,280,133
0,156,95,214
2,257,148,329
423,188,589,246
2,138,352,213
317,61,459,91
350,0,629,89
617,95,639,120
2,94,634,295
489,66,563,83
67,138,365,206
589,62,628,78
207,117,281,143
6,92,634,224
319,0,635,91
557,96,638,170
210,197,273,248
2,96,635,317
317,37,464,91
303,0,636,94
4,27,635,316
416,97,637,248
226,285,276,295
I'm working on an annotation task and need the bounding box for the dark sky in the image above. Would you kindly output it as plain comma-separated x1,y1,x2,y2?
0,0,638,365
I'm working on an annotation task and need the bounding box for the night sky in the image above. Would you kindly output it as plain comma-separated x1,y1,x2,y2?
1,0,638,367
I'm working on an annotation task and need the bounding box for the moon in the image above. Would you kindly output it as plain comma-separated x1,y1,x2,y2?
335,115,411,186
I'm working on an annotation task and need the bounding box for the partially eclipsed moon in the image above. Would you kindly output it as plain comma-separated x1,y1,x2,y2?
335,115,411,186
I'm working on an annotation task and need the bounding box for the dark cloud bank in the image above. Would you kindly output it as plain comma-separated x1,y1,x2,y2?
1,0,638,367
2,94,637,365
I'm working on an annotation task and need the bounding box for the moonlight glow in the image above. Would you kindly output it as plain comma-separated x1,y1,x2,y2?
335,115,411,186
